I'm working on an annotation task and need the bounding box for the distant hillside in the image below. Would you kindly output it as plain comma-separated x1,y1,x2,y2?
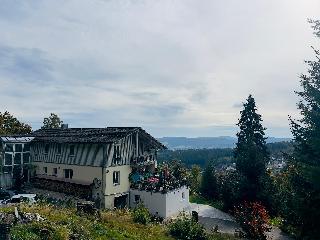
158,141,293,168
158,136,291,150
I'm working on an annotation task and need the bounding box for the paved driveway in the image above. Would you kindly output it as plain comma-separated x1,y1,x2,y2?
186,203,292,240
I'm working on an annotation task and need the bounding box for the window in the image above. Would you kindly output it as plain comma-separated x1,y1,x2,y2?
113,145,121,165
23,143,30,152
134,195,141,203
69,145,75,156
45,144,49,154
4,153,12,165
113,171,120,185
182,192,185,200
14,153,21,164
3,166,12,173
43,167,47,174
64,169,73,179
53,168,58,176
114,145,120,158
15,144,22,152
57,144,62,155
23,153,30,163
5,144,13,152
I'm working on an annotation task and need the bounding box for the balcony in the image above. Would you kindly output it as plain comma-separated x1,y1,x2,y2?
130,155,156,166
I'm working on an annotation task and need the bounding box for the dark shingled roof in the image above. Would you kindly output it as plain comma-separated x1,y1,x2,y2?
31,127,166,150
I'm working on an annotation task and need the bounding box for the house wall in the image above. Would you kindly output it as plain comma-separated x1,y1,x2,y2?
34,162,103,185
103,165,132,208
129,186,190,219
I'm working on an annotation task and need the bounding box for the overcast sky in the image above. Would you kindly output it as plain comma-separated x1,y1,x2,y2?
0,0,319,137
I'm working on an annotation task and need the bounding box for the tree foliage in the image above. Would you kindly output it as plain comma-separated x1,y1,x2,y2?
234,201,271,240
42,113,63,129
286,19,320,239
234,95,269,182
0,111,32,135
200,164,218,199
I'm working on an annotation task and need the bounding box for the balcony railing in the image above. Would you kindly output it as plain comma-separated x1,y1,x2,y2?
131,155,156,166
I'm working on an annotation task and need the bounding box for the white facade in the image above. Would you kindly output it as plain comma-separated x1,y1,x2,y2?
129,186,190,218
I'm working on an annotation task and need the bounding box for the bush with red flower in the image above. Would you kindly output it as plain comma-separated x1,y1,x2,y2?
234,201,271,240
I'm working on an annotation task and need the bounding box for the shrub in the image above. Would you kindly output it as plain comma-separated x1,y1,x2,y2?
234,201,271,240
168,214,207,240
132,204,151,225
10,221,65,240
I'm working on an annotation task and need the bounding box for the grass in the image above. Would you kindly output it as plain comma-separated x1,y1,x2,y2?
1,204,173,240
1,203,238,240
190,194,224,210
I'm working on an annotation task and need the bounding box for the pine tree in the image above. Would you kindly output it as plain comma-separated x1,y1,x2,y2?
235,95,269,180
234,95,269,201
200,164,217,199
287,19,320,238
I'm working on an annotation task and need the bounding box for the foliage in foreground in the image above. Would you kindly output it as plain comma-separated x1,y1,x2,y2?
2,204,173,240
168,214,207,240
1,204,239,240
234,201,271,240
132,204,151,225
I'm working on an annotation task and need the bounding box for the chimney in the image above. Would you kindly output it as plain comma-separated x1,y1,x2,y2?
61,124,68,129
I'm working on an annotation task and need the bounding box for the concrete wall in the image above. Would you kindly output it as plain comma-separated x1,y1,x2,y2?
0,173,13,189
129,186,190,219
165,186,190,218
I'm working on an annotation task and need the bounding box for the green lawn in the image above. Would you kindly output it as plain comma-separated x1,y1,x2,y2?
190,194,224,210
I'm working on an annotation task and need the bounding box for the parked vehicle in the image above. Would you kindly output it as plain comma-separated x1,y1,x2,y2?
0,189,13,201
1,194,37,205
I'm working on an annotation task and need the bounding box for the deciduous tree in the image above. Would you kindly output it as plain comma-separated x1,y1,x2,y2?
42,113,63,129
0,111,32,135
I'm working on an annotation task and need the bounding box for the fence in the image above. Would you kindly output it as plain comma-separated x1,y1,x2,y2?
0,173,13,189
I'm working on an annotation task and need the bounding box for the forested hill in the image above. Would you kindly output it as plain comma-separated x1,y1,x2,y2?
158,141,293,168
158,136,291,150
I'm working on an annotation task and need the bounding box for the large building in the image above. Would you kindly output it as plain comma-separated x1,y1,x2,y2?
0,126,190,217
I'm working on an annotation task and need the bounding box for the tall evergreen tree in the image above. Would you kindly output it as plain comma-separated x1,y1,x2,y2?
235,95,269,180
234,95,269,200
200,164,217,199
287,19,320,238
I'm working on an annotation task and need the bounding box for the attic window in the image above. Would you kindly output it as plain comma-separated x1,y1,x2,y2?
114,145,120,158
69,145,75,156
57,144,62,155
45,144,49,154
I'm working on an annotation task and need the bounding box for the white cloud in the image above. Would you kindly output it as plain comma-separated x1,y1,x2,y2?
0,0,319,137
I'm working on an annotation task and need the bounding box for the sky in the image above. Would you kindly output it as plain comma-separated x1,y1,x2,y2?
0,0,319,138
